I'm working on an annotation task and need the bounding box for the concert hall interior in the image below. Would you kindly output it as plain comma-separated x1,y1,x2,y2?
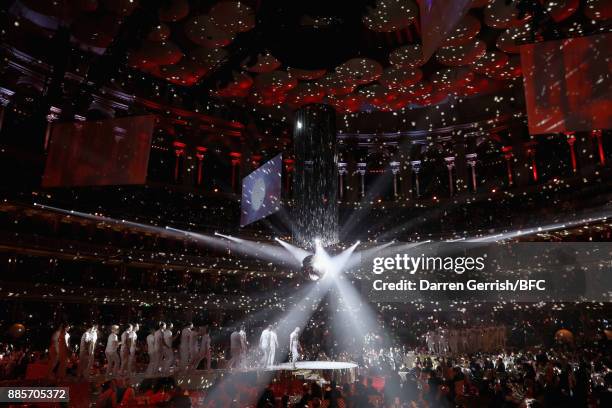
0,1,611,407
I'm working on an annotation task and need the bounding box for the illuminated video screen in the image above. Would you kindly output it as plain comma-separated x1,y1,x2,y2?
240,153,283,227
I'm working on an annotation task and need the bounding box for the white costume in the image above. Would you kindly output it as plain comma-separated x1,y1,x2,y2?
179,326,192,371
119,328,131,374
189,329,200,367
105,332,120,376
267,329,278,367
145,333,158,375
239,328,248,367
153,328,164,373
425,331,435,353
161,328,174,373
77,328,96,378
259,328,271,367
289,328,300,364
229,330,242,368
48,329,61,377
127,328,137,375
439,329,449,355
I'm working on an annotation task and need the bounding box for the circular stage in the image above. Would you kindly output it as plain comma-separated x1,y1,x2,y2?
270,361,358,371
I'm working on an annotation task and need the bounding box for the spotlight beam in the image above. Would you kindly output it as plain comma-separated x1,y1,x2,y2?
203,232,302,267
204,280,332,406
468,213,612,242
275,238,312,264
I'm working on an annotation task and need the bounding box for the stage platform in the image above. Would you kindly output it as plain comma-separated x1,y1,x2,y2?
269,361,358,371
89,361,359,389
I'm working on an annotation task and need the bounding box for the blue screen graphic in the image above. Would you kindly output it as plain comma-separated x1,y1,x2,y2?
240,153,283,227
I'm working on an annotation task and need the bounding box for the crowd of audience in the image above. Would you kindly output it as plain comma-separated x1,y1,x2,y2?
1,323,610,407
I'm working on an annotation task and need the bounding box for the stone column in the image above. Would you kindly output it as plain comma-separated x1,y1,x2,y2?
338,162,348,201
524,142,538,182
592,130,605,166
172,141,186,183
411,160,422,198
357,162,367,198
195,146,207,187
390,161,400,199
444,157,456,196
230,152,242,193
44,106,62,151
466,153,478,192
565,132,578,174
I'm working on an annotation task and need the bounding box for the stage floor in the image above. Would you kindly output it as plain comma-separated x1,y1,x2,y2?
269,361,358,371
90,361,358,388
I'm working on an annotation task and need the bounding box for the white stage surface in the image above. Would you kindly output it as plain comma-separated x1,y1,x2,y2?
269,361,358,371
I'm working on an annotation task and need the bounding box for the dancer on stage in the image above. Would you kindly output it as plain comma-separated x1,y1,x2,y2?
48,323,70,379
259,325,271,368
196,325,212,370
154,322,165,373
179,323,193,371
161,323,175,374
267,326,278,368
127,323,138,375
77,324,97,379
119,324,133,375
289,327,301,368
229,327,244,368
145,327,158,376
105,325,120,376
425,331,435,354
239,325,248,367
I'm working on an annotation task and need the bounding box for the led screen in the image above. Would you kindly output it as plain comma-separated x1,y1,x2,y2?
240,153,282,227
520,32,612,134
42,115,155,187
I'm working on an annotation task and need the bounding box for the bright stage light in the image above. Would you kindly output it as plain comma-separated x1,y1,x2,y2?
302,254,324,281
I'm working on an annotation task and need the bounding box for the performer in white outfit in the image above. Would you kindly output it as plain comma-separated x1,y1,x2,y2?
425,331,435,353
439,328,449,355
161,323,175,374
105,325,120,376
47,325,62,378
179,323,193,372
289,327,300,367
145,328,158,376
127,324,138,375
77,324,97,379
267,326,278,368
189,326,200,369
154,322,165,374
259,325,271,368
194,326,212,370
119,324,133,375
229,329,242,368
239,326,248,368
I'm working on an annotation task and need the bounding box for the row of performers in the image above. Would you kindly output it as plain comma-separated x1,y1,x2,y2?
424,326,507,355
47,322,303,380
